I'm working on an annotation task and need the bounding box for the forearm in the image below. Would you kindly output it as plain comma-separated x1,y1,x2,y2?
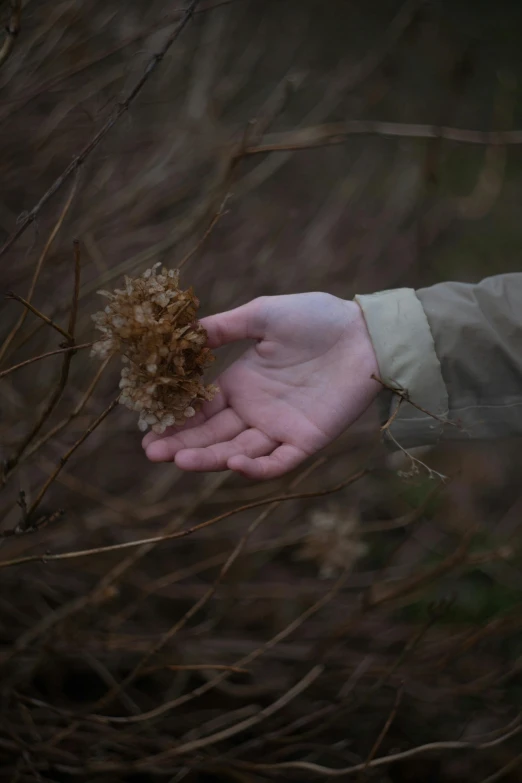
355,273,522,448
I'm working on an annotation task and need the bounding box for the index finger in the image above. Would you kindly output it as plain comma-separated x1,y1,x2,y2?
200,298,267,349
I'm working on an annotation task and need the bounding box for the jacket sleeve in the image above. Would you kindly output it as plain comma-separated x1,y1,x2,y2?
355,274,522,449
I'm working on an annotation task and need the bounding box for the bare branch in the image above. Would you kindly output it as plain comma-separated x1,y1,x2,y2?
24,397,119,522
67,240,81,339
0,474,228,666
2,243,84,492
243,121,522,158
0,172,80,363
236,0,426,196
361,684,404,773
0,0,201,260
3,293,72,343
0,342,93,381
372,374,460,428
63,570,351,726
150,666,324,761
178,193,230,269
22,356,111,463
235,721,522,777
92,458,327,712
0,468,366,569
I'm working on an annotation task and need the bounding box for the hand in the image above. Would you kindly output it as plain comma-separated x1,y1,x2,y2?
142,292,381,480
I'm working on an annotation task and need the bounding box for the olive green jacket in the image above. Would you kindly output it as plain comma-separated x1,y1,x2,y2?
356,274,522,448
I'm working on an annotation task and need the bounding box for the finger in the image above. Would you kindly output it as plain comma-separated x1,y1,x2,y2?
175,428,277,472
144,407,245,463
227,443,309,481
200,298,266,349
141,409,206,450
142,386,227,450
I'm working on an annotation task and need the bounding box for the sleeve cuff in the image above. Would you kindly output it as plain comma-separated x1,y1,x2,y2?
355,288,449,449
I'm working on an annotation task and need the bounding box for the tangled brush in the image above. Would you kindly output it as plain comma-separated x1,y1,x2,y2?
91,264,217,434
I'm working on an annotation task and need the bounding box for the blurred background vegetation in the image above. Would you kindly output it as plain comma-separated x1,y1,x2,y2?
0,0,521,780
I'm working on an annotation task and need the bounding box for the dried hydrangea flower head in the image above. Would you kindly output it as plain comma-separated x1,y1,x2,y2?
91,264,217,434
295,504,367,579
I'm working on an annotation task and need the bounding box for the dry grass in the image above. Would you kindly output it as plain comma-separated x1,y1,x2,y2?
1,1,522,780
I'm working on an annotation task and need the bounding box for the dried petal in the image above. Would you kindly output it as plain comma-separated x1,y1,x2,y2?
91,266,216,433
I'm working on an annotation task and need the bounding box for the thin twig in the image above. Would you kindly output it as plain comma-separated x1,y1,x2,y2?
366,613,441,697
0,173,80,363
24,397,119,521
67,241,81,338
148,666,324,762
296,613,439,749
380,395,403,432
22,356,111,462
0,474,227,667
0,0,21,69
386,429,448,482
0,508,63,539
2,243,83,492
372,373,460,429
3,293,72,342
362,480,443,533
92,458,328,711
69,571,351,725
235,722,522,777
0,342,93,381
360,684,404,775
366,530,475,608
0,469,366,569
108,527,307,630
0,1,241,123
312,531,470,664
235,0,425,196
243,120,522,159
0,0,201,260
178,193,230,269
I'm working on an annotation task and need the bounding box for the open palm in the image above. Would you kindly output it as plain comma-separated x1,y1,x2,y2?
142,293,380,480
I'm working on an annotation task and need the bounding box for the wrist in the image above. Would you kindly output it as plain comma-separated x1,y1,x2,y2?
350,299,381,394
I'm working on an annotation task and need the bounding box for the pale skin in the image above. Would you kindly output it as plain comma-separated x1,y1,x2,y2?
142,293,381,480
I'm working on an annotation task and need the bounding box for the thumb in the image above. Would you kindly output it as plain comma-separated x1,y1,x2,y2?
200,297,267,349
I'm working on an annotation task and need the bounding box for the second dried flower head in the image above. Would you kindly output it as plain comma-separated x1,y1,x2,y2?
91,264,217,434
